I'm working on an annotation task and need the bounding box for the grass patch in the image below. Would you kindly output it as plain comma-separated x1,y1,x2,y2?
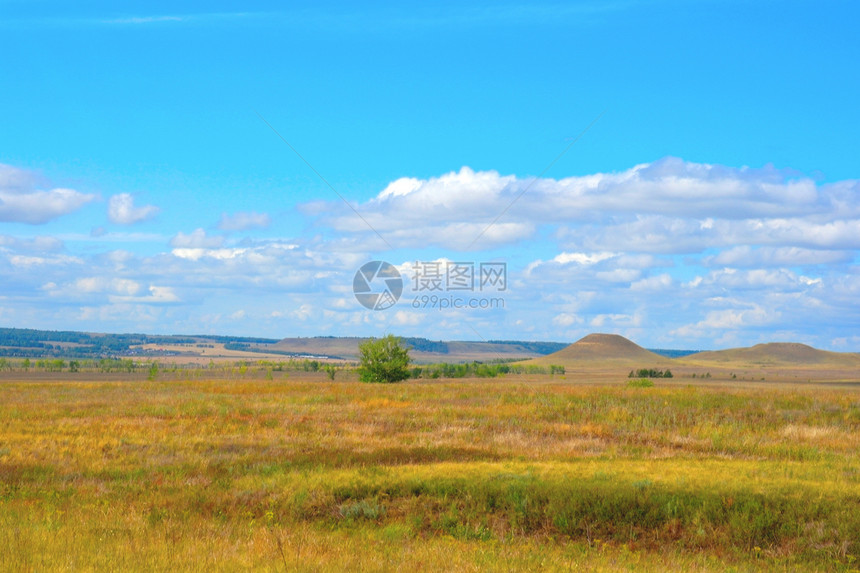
0,375,858,570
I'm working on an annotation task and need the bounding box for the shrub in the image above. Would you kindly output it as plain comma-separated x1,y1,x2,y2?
358,335,411,383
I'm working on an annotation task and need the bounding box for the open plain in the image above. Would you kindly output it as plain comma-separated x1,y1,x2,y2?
1,354,858,572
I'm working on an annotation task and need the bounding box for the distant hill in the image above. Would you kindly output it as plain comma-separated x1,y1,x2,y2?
5,327,855,370
680,342,860,367
265,337,566,363
0,328,565,363
529,333,670,366
648,348,701,359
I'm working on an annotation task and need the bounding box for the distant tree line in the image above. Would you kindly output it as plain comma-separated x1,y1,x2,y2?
402,337,449,353
487,340,569,354
628,368,673,379
411,362,565,379
0,327,278,359
0,357,139,373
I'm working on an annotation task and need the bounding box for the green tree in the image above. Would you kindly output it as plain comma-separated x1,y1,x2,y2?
357,335,411,383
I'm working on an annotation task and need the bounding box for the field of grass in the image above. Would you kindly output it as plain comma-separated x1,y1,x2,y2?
1,370,859,571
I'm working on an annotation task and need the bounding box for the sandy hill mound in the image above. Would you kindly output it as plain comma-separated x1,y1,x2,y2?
681,342,860,367
530,333,667,366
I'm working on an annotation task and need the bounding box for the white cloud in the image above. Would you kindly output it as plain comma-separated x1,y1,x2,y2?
672,304,778,338
0,234,64,252
217,211,271,231
392,310,422,326
108,193,160,224
3,158,859,351
290,304,313,321
630,274,673,291
552,251,617,265
10,254,82,267
590,313,640,328
171,247,245,261
109,285,180,304
552,313,581,327
308,159,860,250
705,246,853,267
170,228,224,248
69,277,142,296
698,268,811,290
0,164,96,224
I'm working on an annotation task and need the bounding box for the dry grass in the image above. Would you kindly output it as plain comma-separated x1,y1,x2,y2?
1,372,858,571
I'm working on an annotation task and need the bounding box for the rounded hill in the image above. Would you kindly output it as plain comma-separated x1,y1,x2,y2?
530,333,667,366
681,342,860,367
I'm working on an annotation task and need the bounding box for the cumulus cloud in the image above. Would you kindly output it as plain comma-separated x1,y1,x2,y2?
109,286,180,304
4,157,859,350
306,158,860,251
552,313,581,327
217,211,271,231
107,193,160,224
0,234,64,252
170,228,224,248
41,277,178,304
70,277,142,296
704,246,853,268
630,274,673,291
0,164,96,224
671,304,778,338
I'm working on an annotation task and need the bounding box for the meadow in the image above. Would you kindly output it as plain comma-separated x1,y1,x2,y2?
1,367,858,571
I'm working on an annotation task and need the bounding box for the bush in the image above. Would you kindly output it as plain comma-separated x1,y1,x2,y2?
358,335,411,383
629,368,672,379
627,378,654,388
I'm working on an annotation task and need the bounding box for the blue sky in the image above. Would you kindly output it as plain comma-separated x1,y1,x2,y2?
1,0,859,350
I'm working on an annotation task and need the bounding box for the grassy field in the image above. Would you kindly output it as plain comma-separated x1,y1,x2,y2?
1,370,859,571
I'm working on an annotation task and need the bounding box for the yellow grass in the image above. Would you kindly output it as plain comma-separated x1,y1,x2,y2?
1,373,858,571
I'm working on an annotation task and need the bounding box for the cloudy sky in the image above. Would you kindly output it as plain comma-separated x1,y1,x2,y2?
2,0,859,350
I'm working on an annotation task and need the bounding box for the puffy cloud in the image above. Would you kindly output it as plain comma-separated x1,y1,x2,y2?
108,193,160,224
591,313,641,328
9,253,81,267
671,304,778,339
630,274,673,291
392,310,423,326
70,277,142,296
217,211,271,231
705,246,853,267
171,247,246,261
170,228,224,248
552,251,617,265
0,234,64,252
307,159,860,251
41,277,178,304
0,164,96,224
3,158,859,350
693,268,814,291
552,313,581,327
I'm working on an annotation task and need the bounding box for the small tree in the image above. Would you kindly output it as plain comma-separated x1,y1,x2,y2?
324,364,337,381
358,335,411,383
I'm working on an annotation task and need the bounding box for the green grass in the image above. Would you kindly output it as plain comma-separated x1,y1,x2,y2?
1,374,858,570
